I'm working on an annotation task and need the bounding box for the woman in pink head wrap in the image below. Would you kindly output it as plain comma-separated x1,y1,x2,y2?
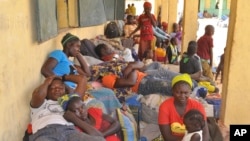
128,1,157,61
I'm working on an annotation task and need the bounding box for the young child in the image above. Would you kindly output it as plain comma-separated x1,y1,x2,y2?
58,94,121,141
197,25,215,81
167,37,179,64
124,15,140,42
182,109,205,141
128,1,157,61
215,47,225,83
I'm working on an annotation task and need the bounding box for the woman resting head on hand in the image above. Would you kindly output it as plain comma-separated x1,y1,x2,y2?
58,94,121,141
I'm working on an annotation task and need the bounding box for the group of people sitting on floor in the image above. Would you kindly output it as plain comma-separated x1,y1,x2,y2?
25,1,224,141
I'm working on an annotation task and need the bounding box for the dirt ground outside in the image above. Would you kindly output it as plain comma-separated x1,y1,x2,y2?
197,18,228,66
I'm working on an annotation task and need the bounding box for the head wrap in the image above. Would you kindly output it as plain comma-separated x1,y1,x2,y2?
171,73,192,88
61,33,79,47
143,2,152,8
58,94,80,110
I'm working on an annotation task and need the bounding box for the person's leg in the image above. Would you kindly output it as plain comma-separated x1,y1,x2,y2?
138,76,172,96
144,62,162,71
66,126,105,141
114,70,137,88
145,67,180,80
201,61,214,80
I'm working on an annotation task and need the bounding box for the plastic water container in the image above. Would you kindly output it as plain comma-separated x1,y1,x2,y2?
155,47,166,62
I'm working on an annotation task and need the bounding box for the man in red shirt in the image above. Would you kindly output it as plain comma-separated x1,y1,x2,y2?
197,25,215,80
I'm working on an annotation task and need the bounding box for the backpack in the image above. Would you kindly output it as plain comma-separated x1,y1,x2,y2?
80,39,100,59
104,21,120,39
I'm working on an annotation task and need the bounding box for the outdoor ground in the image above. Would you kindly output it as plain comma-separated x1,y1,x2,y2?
197,18,228,94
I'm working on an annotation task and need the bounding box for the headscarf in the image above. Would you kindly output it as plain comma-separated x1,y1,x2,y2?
58,94,80,110
61,33,79,47
143,2,152,8
171,73,192,88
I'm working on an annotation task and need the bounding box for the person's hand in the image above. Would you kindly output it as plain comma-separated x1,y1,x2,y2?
44,75,56,85
63,110,77,121
123,66,132,78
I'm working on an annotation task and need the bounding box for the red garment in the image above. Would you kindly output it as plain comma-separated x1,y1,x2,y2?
197,35,214,60
138,39,152,61
143,2,152,8
137,14,156,60
88,108,120,141
138,14,156,41
158,97,206,137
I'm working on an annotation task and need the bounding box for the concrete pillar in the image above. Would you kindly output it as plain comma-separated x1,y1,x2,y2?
161,0,169,32
221,0,250,126
181,0,199,53
167,0,178,33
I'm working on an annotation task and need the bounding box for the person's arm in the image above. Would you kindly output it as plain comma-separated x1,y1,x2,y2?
159,124,183,141
74,53,91,77
101,113,121,137
30,76,55,108
202,120,210,141
41,58,58,77
190,133,201,141
190,71,202,81
122,61,144,78
63,110,103,137
209,47,213,68
128,20,141,38
63,74,87,97
124,25,130,38
148,14,157,27
128,25,140,38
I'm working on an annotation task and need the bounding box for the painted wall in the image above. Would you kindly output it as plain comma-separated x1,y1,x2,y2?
182,0,199,53
221,0,250,126
0,0,104,140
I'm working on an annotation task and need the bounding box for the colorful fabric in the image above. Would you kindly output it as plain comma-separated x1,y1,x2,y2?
88,88,122,114
89,61,133,99
167,44,178,64
171,73,193,88
158,97,206,137
131,71,147,93
88,108,120,141
58,94,80,110
116,108,137,141
138,14,156,41
102,74,117,89
198,81,215,93
197,35,213,60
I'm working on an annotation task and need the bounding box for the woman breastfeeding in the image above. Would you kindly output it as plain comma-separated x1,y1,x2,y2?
158,74,209,141
41,33,91,93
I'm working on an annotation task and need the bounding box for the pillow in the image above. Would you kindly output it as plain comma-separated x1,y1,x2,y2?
74,54,103,67
116,108,137,141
